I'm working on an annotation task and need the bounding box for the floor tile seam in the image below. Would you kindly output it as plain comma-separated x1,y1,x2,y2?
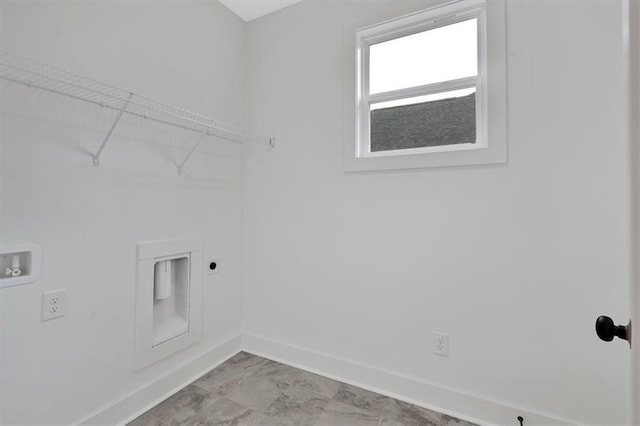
262,388,297,416
212,396,258,423
371,413,386,426
185,399,254,425
334,400,384,415
262,396,331,426
289,373,343,399
150,414,168,426
190,368,250,398
224,392,257,414
260,387,330,419
330,396,384,417
323,399,386,424
222,385,279,416
278,384,334,406
296,387,340,402
181,387,228,423
189,381,212,394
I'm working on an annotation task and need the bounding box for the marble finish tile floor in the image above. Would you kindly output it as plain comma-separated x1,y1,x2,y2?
128,352,477,426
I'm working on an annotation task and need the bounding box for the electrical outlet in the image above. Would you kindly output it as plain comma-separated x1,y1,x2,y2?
42,289,66,321
433,332,449,356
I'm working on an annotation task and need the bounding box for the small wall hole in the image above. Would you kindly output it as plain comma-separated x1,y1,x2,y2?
209,262,217,271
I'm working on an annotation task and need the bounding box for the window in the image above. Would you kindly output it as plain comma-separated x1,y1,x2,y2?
345,0,507,171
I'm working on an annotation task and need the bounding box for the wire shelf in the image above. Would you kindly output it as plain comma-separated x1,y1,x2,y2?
0,51,273,170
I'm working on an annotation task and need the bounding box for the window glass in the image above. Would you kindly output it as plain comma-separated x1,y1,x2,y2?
369,18,478,94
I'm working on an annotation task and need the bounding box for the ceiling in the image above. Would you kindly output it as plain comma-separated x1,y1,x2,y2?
218,0,304,21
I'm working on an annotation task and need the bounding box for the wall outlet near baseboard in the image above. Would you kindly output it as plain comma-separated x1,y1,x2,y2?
433,332,449,357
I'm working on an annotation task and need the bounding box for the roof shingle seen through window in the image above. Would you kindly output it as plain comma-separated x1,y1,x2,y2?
370,92,476,152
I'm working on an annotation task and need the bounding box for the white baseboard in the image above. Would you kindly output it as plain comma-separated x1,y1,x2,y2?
242,333,575,426
76,333,575,426
78,335,242,426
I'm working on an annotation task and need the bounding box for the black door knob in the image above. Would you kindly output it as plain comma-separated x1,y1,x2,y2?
595,316,631,343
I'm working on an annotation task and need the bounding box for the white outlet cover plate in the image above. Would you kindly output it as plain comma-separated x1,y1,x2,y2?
433,332,449,357
42,289,66,321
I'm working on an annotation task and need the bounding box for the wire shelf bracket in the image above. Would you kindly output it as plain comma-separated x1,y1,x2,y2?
178,131,209,176
0,52,273,171
93,92,133,167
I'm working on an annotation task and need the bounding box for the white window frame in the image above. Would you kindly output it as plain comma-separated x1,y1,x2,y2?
344,0,507,172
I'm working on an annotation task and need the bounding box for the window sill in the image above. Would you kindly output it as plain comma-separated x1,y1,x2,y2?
344,141,506,172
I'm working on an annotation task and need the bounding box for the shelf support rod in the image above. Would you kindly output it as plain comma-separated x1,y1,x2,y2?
177,131,209,176
93,92,133,167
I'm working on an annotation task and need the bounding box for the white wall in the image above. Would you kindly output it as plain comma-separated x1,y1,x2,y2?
0,2,246,424
242,1,632,425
